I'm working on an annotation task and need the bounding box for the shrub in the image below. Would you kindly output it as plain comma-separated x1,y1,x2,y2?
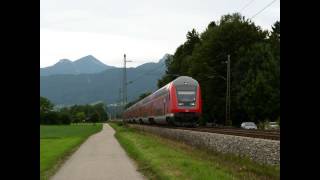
73,112,85,123
40,111,45,124
43,111,60,124
264,119,270,130
198,116,207,126
116,121,124,126
88,113,99,123
257,121,265,130
59,113,72,125
40,111,71,125
276,117,280,127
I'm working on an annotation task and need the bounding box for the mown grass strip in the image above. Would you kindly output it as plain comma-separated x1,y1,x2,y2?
40,124,103,180
110,122,279,180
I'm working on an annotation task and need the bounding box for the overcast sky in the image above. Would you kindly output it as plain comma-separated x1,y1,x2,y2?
40,0,280,68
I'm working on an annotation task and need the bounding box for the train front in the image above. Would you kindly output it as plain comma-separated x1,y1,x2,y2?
168,76,202,126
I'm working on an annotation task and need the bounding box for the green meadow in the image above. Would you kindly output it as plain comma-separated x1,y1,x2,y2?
110,122,280,180
40,124,102,180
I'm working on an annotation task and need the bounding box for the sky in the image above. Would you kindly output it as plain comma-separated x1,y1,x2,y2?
40,0,280,68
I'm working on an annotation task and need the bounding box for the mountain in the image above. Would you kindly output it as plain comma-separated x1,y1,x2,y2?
158,53,170,63
40,54,170,106
40,55,116,76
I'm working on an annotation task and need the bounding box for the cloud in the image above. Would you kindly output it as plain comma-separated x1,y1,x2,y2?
40,28,176,67
40,0,280,68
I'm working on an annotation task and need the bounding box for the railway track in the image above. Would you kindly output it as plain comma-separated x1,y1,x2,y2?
133,124,280,140
176,127,280,140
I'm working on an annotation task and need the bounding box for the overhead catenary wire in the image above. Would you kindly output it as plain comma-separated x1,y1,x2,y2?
125,67,169,108
239,0,255,13
250,0,278,19
122,61,166,109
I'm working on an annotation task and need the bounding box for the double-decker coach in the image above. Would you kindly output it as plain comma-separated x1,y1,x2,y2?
123,76,202,126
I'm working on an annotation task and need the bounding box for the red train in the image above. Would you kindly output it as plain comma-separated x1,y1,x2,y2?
123,76,202,126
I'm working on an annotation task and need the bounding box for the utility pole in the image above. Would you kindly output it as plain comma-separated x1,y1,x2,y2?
122,54,132,110
118,87,121,118
226,54,232,126
123,54,126,110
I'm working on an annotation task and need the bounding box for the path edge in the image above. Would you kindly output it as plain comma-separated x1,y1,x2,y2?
43,125,104,180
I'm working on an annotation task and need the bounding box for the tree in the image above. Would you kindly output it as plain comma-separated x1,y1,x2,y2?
269,21,280,62
158,13,279,126
188,13,267,124
74,112,86,123
158,29,200,88
40,96,55,124
59,112,72,125
157,55,174,87
270,21,280,41
237,43,280,122
42,111,59,124
208,21,217,29
40,96,54,113
92,103,109,121
40,102,109,124
88,113,99,123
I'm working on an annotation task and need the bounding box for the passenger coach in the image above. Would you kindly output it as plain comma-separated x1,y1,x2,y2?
123,76,202,126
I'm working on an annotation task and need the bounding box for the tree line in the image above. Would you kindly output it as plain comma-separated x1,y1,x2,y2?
157,13,280,126
40,96,109,124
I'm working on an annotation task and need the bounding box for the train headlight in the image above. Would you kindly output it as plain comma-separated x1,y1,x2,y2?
190,102,195,106
178,103,184,106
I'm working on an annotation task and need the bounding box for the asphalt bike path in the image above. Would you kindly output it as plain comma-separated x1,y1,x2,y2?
51,123,145,180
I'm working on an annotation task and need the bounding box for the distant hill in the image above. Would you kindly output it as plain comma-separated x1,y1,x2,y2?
40,54,170,106
40,55,116,76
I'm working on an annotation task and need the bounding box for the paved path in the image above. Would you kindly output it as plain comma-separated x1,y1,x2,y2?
51,124,144,180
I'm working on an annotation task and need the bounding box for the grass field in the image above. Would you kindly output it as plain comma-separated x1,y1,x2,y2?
110,122,280,180
40,124,103,180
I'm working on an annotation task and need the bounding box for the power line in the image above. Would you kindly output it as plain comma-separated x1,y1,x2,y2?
239,0,255,13
250,0,278,19
122,56,165,109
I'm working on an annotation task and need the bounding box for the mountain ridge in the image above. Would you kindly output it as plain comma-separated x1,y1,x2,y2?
40,55,116,76
40,54,171,106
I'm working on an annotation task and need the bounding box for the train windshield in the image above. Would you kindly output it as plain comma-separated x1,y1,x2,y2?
177,91,196,106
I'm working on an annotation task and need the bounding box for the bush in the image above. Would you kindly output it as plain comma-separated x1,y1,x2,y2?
59,113,72,125
40,101,109,125
264,119,270,130
40,111,71,125
116,121,124,126
88,113,99,123
73,112,86,123
42,111,60,124
40,111,45,124
257,121,265,130
276,117,280,127
198,116,207,126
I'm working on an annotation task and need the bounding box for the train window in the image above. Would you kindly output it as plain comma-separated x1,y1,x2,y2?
176,90,196,106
